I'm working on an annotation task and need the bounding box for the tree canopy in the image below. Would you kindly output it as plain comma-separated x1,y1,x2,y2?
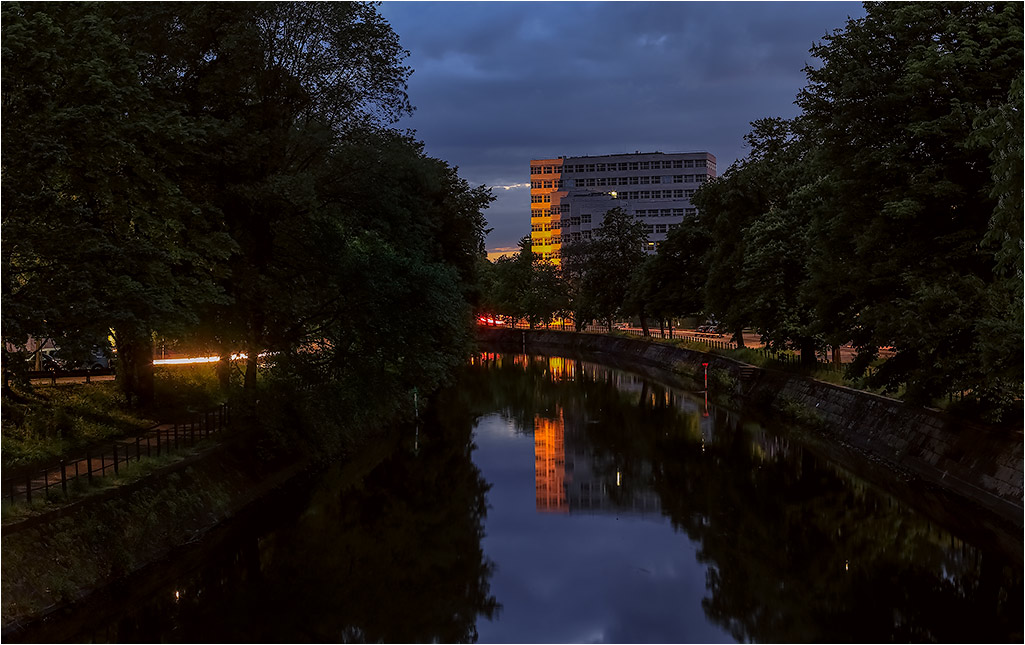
1,2,493,413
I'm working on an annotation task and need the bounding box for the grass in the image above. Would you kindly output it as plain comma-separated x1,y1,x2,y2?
0,451,191,524
2,364,225,471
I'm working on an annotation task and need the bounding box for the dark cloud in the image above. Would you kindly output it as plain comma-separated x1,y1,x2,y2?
378,1,865,253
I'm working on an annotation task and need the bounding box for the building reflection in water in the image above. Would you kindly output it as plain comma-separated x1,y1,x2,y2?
534,413,568,512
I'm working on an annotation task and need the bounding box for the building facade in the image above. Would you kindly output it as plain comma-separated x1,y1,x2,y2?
529,151,717,264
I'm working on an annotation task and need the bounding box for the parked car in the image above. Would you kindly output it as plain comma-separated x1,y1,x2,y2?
24,347,61,371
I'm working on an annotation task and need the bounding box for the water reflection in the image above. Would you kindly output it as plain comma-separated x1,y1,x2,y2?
469,352,1022,643
12,352,1020,643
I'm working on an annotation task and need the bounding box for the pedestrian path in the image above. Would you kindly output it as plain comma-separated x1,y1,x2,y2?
3,404,230,506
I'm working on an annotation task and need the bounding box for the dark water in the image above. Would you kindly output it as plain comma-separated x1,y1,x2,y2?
14,353,1022,643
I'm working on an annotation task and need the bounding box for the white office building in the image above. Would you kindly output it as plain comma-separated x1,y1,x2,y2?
529,151,717,264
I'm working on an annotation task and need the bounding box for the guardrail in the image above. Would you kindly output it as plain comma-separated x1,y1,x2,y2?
2,403,230,506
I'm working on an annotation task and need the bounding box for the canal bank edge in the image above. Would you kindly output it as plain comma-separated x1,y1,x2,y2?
476,328,1024,531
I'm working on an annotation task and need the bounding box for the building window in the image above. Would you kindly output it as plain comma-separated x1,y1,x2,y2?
655,224,667,233
686,208,697,216
583,231,592,240
531,165,542,174
596,178,607,186
639,161,650,170
684,189,696,198
640,176,650,185
640,191,651,199
596,163,606,172
660,209,671,217
696,174,707,183
628,162,639,171
696,159,706,168
586,164,595,172
581,214,592,223
684,160,695,168
543,166,553,174
673,175,684,184
672,208,684,216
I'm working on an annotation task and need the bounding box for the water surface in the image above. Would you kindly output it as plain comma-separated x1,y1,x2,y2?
12,352,1021,643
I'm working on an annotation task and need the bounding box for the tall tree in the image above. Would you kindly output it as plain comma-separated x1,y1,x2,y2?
563,207,648,330
1,2,230,403
797,1,1023,414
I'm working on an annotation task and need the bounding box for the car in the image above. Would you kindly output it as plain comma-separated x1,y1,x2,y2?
24,348,61,371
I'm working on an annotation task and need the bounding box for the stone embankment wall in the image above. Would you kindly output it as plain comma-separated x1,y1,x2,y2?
476,328,1023,526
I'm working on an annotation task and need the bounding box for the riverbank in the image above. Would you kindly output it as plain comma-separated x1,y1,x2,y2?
476,328,1024,533
0,438,308,635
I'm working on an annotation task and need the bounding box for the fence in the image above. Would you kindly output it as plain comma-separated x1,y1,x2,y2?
3,403,230,506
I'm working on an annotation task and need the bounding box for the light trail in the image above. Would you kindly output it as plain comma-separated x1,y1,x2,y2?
153,352,263,366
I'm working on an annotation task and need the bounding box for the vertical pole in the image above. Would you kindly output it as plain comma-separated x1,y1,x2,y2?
61,460,68,497
87,452,93,485
113,443,119,475
174,424,179,450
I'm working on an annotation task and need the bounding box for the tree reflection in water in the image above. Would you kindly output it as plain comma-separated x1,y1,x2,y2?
38,388,499,644
464,352,1022,644
19,353,1019,643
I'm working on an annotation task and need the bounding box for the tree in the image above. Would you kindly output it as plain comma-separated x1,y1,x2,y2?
1,2,231,403
797,1,1023,414
563,207,648,330
641,207,714,333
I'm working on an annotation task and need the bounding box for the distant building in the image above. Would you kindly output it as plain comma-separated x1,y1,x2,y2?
529,151,717,264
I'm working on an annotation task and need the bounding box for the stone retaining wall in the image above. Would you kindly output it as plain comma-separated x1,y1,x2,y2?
476,327,1023,527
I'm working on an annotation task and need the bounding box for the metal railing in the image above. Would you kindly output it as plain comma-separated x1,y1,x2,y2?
3,403,230,505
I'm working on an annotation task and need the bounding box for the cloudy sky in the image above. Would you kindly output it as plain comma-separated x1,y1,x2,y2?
378,1,866,256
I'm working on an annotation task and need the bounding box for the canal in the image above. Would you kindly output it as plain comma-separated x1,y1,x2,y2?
15,352,1022,643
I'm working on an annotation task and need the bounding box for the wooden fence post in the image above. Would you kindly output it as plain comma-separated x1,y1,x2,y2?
87,452,93,485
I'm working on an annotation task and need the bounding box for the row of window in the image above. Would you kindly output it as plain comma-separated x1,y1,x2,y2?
634,208,697,218
615,189,697,200
531,159,710,175
571,174,707,187
531,179,564,189
531,194,552,203
531,235,561,247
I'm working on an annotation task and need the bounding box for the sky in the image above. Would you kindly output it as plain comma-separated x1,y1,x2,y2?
377,1,867,257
